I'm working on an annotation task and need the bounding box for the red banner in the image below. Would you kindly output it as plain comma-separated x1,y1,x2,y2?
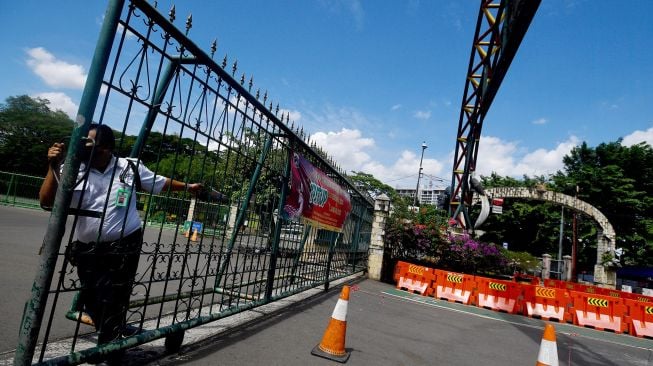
283,152,352,231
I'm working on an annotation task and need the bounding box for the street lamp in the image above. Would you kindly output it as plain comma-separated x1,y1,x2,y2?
413,141,428,206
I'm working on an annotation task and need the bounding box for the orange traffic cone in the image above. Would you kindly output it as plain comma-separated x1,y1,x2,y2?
184,228,190,238
311,285,351,363
536,323,559,366
190,228,199,242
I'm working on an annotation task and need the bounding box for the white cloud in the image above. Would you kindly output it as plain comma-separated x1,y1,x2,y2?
622,126,653,147
311,128,374,170
309,127,446,188
304,105,581,191
26,47,87,89
376,151,445,188
279,108,302,123
531,118,548,125
391,104,402,111
414,110,431,120
476,135,580,177
32,92,78,118
116,23,136,39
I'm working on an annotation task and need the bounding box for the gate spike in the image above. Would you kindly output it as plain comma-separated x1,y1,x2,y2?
269,101,273,111
185,14,193,35
263,90,268,105
248,76,254,92
256,89,260,100
275,103,279,116
210,39,217,58
232,60,238,76
153,1,158,8
240,73,245,85
222,54,228,69
168,5,176,23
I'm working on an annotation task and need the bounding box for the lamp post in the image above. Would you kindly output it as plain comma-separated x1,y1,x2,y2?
413,141,427,206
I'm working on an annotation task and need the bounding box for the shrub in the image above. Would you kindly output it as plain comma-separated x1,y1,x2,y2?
445,233,506,274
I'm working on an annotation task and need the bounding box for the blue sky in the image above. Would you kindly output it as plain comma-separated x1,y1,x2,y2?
1,0,651,189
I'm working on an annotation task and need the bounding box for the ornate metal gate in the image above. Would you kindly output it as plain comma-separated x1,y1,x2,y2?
15,1,373,364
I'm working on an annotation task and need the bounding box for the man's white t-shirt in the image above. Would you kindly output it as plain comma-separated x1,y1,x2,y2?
69,156,166,242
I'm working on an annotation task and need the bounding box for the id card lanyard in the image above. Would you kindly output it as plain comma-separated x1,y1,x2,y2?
116,163,135,207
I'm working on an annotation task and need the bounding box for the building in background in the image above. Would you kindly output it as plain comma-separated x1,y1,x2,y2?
396,187,446,206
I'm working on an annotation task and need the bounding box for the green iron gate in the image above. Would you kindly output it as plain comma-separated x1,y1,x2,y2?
15,1,374,364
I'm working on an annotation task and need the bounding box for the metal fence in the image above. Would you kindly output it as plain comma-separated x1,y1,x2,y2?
0,171,43,209
15,0,374,364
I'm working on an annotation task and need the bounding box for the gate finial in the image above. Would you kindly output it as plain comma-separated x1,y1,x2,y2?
210,39,217,58
185,14,193,35
232,60,238,76
169,5,176,23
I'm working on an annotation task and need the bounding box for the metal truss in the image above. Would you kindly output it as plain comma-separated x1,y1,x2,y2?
448,0,541,231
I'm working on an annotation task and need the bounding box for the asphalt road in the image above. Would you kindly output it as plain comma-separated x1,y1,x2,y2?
149,279,653,366
0,205,50,354
2,206,653,365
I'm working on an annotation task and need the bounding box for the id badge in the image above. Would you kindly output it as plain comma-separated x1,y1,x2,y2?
116,187,132,207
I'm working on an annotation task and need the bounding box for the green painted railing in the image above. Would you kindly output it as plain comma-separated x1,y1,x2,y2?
0,171,43,209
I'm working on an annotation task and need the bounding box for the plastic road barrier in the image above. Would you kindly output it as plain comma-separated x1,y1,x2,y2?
475,277,523,314
394,261,435,296
522,285,570,322
625,299,653,338
433,270,476,304
569,291,628,333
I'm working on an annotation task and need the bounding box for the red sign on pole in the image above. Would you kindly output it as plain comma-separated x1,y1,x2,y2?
283,152,352,231
491,198,504,214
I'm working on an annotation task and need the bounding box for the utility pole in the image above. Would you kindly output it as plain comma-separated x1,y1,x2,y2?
558,206,564,277
572,185,579,281
413,142,427,206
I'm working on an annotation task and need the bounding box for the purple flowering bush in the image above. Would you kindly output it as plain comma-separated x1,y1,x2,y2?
384,219,447,262
445,233,507,273
383,205,507,275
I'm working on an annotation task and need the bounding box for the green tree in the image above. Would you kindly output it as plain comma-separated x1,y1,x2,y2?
0,95,74,175
347,171,397,202
552,141,653,267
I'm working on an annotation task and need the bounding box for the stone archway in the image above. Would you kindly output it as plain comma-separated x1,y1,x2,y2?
481,186,616,287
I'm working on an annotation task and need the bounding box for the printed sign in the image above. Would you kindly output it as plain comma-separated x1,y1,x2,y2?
491,197,504,214
283,152,352,231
